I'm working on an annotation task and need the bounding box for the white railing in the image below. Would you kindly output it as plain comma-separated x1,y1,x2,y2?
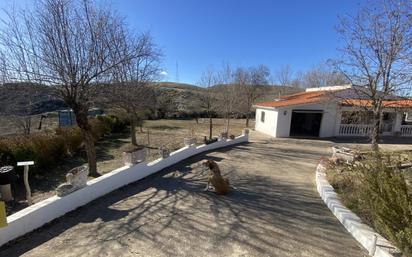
400,125,412,136
339,124,373,136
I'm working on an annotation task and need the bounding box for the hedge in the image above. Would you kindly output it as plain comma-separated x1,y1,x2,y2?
0,115,127,174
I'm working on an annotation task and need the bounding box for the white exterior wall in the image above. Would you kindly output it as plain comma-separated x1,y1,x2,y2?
255,108,278,137
255,102,340,138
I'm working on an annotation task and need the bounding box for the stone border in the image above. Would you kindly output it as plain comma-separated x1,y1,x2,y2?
0,133,248,247
316,163,398,257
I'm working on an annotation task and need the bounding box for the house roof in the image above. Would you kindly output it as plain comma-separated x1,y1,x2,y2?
255,85,412,109
342,99,412,108
255,90,340,108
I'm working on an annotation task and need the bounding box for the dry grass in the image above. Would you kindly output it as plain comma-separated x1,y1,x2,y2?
96,118,251,174
136,118,251,160
8,118,251,214
0,114,59,137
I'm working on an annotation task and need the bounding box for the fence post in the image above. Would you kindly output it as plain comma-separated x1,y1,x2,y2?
17,161,35,205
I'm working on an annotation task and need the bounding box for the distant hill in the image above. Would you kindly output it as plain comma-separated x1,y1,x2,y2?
0,83,66,116
0,81,303,117
151,82,204,92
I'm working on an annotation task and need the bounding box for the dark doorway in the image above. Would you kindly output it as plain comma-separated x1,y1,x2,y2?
289,111,323,137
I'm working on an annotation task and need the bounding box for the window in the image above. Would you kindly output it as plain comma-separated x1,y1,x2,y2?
260,111,265,123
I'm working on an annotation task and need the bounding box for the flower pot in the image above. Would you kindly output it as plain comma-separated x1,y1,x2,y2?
159,148,170,159
219,132,228,141
205,138,218,145
56,165,89,197
184,137,196,147
123,148,146,166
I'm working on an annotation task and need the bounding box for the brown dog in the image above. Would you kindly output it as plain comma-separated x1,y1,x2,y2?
202,160,230,195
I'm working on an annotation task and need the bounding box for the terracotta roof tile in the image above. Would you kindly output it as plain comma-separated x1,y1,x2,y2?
255,89,412,108
343,99,412,108
255,90,337,108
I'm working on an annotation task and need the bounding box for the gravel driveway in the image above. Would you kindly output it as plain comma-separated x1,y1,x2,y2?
0,132,366,257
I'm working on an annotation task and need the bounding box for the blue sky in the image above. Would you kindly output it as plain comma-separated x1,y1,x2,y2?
1,0,365,84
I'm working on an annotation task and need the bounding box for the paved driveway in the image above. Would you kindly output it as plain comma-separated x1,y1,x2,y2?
0,132,366,257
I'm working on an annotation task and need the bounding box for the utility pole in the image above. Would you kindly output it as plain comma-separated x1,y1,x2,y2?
175,61,179,83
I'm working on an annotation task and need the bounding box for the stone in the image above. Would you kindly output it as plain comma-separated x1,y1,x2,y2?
56,165,88,197
331,146,360,163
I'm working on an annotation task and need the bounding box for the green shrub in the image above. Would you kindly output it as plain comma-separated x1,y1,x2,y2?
359,158,412,256
329,154,412,256
97,115,128,133
90,118,111,141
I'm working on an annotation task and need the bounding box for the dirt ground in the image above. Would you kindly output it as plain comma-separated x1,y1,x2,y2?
0,131,367,257
7,119,250,214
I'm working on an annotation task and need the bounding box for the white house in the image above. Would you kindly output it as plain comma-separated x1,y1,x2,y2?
254,85,412,138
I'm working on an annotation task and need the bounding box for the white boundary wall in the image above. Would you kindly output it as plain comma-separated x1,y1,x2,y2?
316,164,398,257
0,134,248,247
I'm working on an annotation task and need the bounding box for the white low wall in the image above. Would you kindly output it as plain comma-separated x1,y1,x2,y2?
316,164,398,257
0,134,248,247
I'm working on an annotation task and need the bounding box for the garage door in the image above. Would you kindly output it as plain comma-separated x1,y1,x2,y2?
289,110,323,137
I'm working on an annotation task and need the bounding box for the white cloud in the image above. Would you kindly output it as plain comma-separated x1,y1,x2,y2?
160,71,168,76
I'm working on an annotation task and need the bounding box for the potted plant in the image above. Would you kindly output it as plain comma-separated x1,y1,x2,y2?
123,145,146,166
184,127,197,147
204,136,218,145
219,131,228,141
219,132,228,141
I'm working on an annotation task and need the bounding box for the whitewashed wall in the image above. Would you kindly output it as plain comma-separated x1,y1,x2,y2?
0,134,248,247
255,108,278,137
255,102,340,138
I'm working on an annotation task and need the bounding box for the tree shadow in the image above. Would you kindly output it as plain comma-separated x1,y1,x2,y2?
8,132,131,215
0,142,365,257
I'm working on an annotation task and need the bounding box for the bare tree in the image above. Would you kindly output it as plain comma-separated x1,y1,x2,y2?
275,64,294,86
198,68,218,139
0,0,134,176
216,64,237,134
237,65,270,127
335,0,412,153
234,67,251,125
103,32,161,146
302,62,348,88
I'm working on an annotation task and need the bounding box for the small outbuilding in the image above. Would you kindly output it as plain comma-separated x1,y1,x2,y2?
254,85,412,138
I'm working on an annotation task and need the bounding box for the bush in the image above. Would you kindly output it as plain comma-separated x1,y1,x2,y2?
56,127,83,156
30,134,66,168
328,154,412,256
0,114,125,174
359,159,412,256
97,115,128,133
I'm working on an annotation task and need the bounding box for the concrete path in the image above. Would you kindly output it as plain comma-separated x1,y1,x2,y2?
0,132,366,257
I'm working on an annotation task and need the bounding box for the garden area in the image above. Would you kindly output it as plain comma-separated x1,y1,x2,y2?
324,149,412,256
0,116,251,215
